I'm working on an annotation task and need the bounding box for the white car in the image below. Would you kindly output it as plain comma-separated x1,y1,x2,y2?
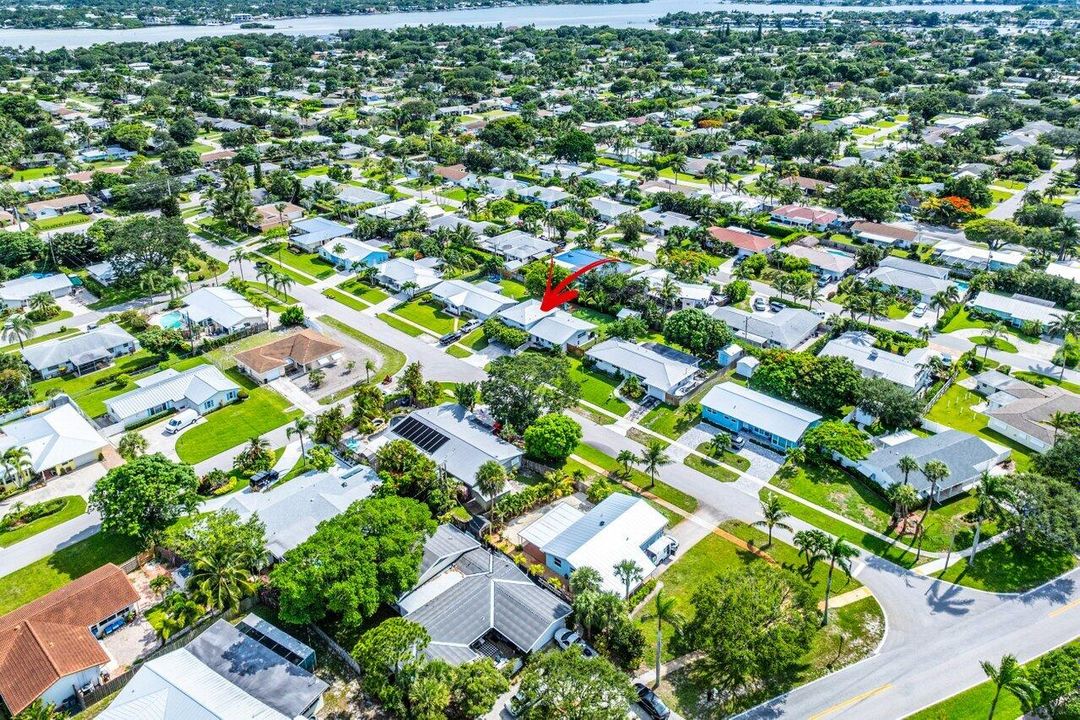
554,628,598,658
752,297,767,312
164,408,199,434
913,303,928,318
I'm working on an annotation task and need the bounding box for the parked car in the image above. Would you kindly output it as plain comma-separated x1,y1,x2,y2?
634,683,672,720
438,331,462,345
554,628,598,658
769,301,785,313
250,469,279,491
752,297,767,311
730,432,745,449
816,276,829,288
164,408,199,434
461,318,481,333
913,303,928,318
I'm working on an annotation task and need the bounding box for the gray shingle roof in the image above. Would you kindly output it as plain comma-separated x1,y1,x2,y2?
707,306,820,349
21,323,136,372
863,430,1005,495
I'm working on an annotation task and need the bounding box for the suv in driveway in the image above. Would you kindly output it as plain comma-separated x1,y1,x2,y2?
752,297,767,311
554,628,598,658
634,683,672,719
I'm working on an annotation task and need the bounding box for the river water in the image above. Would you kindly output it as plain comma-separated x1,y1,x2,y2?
0,1,1016,50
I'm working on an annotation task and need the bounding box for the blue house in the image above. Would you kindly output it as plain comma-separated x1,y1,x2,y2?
700,382,822,451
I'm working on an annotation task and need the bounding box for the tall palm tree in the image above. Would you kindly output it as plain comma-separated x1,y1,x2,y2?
982,321,1006,360
286,416,313,464
1048,312,1080,381
822,537,859,626
638,441,671,489
613,558,644,600
969,472,1010,564
652,588,680,688
669,154,686,186
919,459,950,526
3,314,34,349
1048,410,1074,442
1055,216,1079,262
140,270,166,298
26,292,56,318
229,248,247,281
753,492,792,546
2,446,33,487
189,545,258,612
364,357,377,383
898,455,919,486
980,654,1038,720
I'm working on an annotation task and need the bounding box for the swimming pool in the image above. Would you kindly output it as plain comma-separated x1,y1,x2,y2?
824,248,855,259
157,310,186,330
555,248,610,269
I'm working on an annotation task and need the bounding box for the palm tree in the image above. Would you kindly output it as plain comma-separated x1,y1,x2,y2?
969,472,1010,564
229,248,247,281
982,321,1006,360
1048,410,1074,442
13,699,61,720
616,449,637,478
272,270,294,300
613,558,644,600
668,154,686,185
703,162,722,193
189,546,258,612
651,587,680,687
981,655,1038,720
1056,217,1079,262
886,482,919,524
1048,312,1080,381
364,357,377,383
822,537,859,626
898,455,919,486
3,314,34,349
919,459,950,528
286,416,313,464
638,441,671,489
140,270,166,298
753,492,792,546
805,283,822,309
475,460,508,506
27,292,56,318
2,446,33,487
709,432,732,458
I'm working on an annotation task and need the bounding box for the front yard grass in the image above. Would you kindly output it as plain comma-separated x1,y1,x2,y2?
940,308,1038,344
0,531,143,614
639,373,728,439
323,287,369,312
174,387,302,464
1013,370,1080,395
338,277,390,304
0,496,87,547
378,313,427,337
568,358,630,417
682,440,748,482
259,242,337,280
925,379,1033,472
572,442,697,514
391,298,457,335
459,327,488,351
970,335,1018,353
934,536,1076,593
446,344,472,358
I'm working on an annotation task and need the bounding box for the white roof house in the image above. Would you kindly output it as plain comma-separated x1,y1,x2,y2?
484,230,556,265
970,291,1057,326
375,257,442,294
588,196,636,221
635,267,712,308
819,331,935,391
105,365,239,424
585,339,699,402
0,404,107,476
337,184,390,206
496,299,596,350
541,493,668,596
866,267,954,301
429,279,516,320
183,287,264,334
224,465,378,559
700,382,822,451
0,273,73,308
707,306,819,350
933,240,1027,271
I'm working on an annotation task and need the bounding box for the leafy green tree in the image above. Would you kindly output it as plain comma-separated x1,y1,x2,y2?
89,454,199,547
454,381,479,411
271,497,436,629
854,376,923,431
481,353,581,430
96,216,194,284
307,445,336,472
448,659,509,720
1002,473,1080,554
375,439,456,516
523,413,582,464
313,406,347,445
352,618,432,715
662,307,734,359
840,187,897,223
117,431,148,461
474,460,507,503
802,420,873,462
550,129,596,162
515,646,635,720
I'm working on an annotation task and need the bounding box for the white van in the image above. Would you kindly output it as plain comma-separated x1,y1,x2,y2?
165,409,199,434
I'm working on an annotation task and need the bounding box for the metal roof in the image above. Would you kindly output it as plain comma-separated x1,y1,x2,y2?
701,382,822,443
22,323,137,373
585,339,698,393
105,364,238,422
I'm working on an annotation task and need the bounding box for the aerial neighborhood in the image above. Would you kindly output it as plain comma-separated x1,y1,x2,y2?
1,4,1080,720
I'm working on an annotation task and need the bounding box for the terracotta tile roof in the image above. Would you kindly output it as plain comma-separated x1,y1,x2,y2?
235,329,344,374
0,564,138,715
435,164,468,181
708,226,775,252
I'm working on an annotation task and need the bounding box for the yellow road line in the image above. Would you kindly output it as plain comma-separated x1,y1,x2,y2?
1049,598,1080,618
809,684,893,720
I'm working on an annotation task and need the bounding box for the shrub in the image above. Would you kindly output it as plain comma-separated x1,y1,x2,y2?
279,305,305,327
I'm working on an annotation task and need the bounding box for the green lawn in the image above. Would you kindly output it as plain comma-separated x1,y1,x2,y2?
684,451,738,482
174,387,302,464
323,287,369,312
29,309,74,326
640,373,728,440
318,316,406,384
499,278,529,300
925,379,1033,472
970,335,1018,353
11,165,56,181
934,536,1076,593
0,531,143,614
0,496,87,548
459,328,488,351
567,358,630,417
446,344,472,358
259,243,338,280
573,442,697,514
941,309,1038,344
338,277,390,304
391,299,457,335
255,255,317,285
378,313,427,337
1013,370,1080,395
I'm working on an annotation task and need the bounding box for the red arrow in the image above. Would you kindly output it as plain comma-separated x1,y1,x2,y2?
540,255,618,311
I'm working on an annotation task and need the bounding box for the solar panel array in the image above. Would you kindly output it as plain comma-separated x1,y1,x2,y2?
394,416,450,453
237,623,308,668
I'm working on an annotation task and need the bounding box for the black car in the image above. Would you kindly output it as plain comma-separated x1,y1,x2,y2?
439,331,462,345
634,683,671,720
250,469,279,491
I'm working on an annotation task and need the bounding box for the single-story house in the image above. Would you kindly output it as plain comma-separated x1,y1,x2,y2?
84,261,117,286
496,299,597,351
0,564,139,717
770,204,841,231
182,286,267,336
582,169,624,187
484,230,557,266
972,370,1051,405
635,267,713,309
540,493,672,596
638,209,696,237
235,329,344,384
199,149,237,166
700,382,822,451
251,202,303,232
375,257,443,295
427,214,489,236
519,501,586,564
853,430,1010,501
585,339,700,404
0,273,73,309
21,323,138,379
26,193,92,219
365,198,436,221
460,174,525,197
99,615,328,720
851,221,921,249
288,216,353,252
707,306,820,350
588,196,636,223
538,162,589,178
933,240,1027,272
434,164,469,184
11,178,60,196
969,291,1057,328
779,175,836,196
397,525,571,665
0,403,108,480
224,465,378,559
337,184,391,207
104,365,240,426
318,237,389,270
867,259,954,302
819,331,935,391
984,384,1080,454
708,226,776,258
430,279,517,320
519,185,571,208
778,244,855,280
380,404,522,504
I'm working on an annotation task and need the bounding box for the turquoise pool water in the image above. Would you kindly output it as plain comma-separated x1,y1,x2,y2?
158,310,186,330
